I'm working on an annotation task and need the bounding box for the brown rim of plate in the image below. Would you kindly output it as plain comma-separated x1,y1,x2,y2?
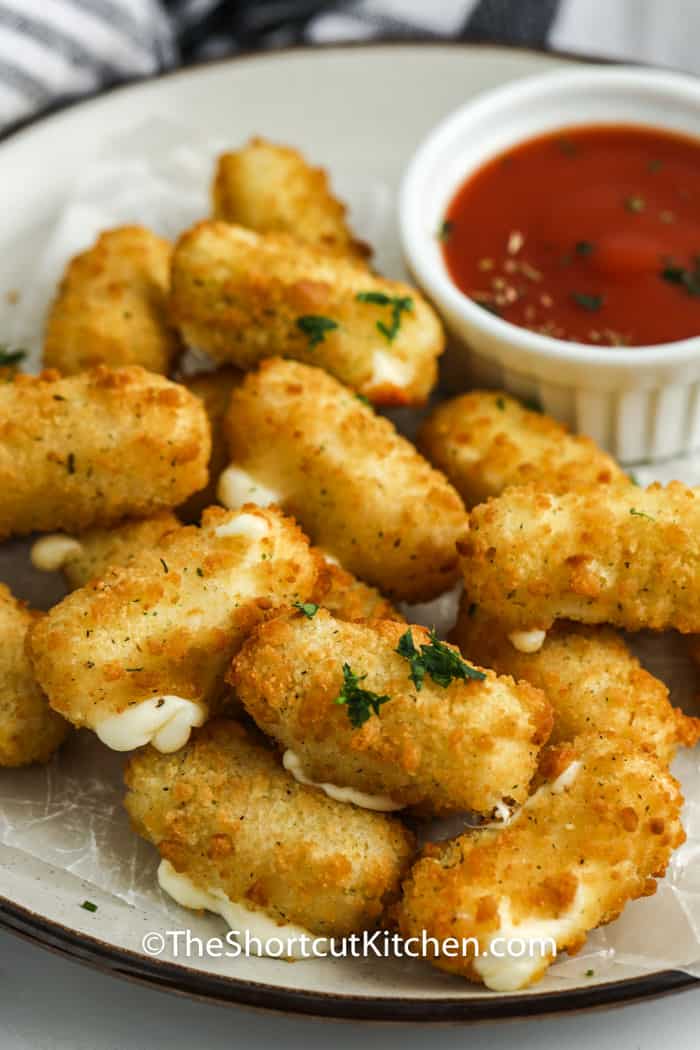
0,40,696,1021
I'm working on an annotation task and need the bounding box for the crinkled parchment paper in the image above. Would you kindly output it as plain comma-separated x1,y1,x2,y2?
1,120,700,984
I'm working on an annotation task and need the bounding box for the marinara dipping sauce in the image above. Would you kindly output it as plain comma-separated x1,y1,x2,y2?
441,124,700,346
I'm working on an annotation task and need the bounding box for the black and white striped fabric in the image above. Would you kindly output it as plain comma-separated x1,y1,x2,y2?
1,0,699,134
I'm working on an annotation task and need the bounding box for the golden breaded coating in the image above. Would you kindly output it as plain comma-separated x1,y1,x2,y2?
212,138,369,261
44,226,181,375
50,512,181,590
230,609,552,816
452,599,699,765
312,557,405,623
418,390,625,507
221,359,467,602
179,366,243,522
169,221,442,405
0,584,68,766
0,366,210,541
397,733,685,990
29,506,317,751
459,481,700,634
124,720,415,937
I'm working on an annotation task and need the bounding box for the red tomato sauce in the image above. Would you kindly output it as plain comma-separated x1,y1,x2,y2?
441,124,700,346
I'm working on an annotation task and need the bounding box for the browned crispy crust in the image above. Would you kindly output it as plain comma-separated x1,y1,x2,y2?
458,481,700,633
44,226,181,375
124,719,415,937
0,366,210,540
0,583,68,766
230,608,552,816
397,732,685,987
212,138,370,260
418,390,626,507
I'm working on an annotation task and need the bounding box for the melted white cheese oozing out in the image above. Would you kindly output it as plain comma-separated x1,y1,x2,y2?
550,760,582,794
472,883,589,992
283,750,403,812
30,534,84,571
214,512,270,541
95,696,205,753
318,550,341,567
369,350,413,390
217,466,281,511
157,860,313,959
508,629,547,654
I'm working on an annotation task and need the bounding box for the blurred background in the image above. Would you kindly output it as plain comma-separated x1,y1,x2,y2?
1,0,699,134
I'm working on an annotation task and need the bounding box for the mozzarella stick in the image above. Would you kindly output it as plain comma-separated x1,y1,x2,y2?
230,609,552,816
452,598,699,764
30,512,181,589
418,390,625,507
212,138,369,261
29,506,318,753
169,221,442,405
459,481,700,637
219,359,467,602
44,226,181,375
0,584,68,766
125,720,415,946
397,733,685,991
0,366,210,541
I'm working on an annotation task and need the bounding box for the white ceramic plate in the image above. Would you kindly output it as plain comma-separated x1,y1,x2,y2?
0,42,696,1022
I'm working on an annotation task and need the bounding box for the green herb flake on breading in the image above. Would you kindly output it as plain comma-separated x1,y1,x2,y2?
293,601,319,619
334,663,391,728
296,314,339,348
356,291,414,343
396,628,486,691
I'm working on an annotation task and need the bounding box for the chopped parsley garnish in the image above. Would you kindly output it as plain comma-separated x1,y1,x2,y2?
395,628,486,691
495,396,506,411
630,508,655,521
126,667,144,673
66,452,76,475
648,159,663,173
585,968,595,978
356,291,413,343
81,900,98,913
661,258,700,298
296,314,339,348
0,345,26,366
196,567,204,577
571,292,603,313
625,195,645,213
575,240,594,257
293,601,319,619
437,219,454,242
334,663,391,728
160,558,169,573
522,397,542,413
355,393,371,406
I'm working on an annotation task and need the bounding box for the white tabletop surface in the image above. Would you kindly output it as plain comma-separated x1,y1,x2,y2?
1,929,698,1050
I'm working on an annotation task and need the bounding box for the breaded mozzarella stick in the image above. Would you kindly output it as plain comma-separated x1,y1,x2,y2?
230,609,552,816
44,226,181,375
212,138,369,260
169,221,442,405
311,556,405,623
124,720,415,946
418,390,625,507
452,599,699,765
459,481,700,638
29,506,317,753
31,512,181,589
220,359,468,602
0,584,68,766
397,733,685,990
0,366,210,541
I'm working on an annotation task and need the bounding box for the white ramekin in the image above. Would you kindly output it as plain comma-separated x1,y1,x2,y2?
399,66,700,464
